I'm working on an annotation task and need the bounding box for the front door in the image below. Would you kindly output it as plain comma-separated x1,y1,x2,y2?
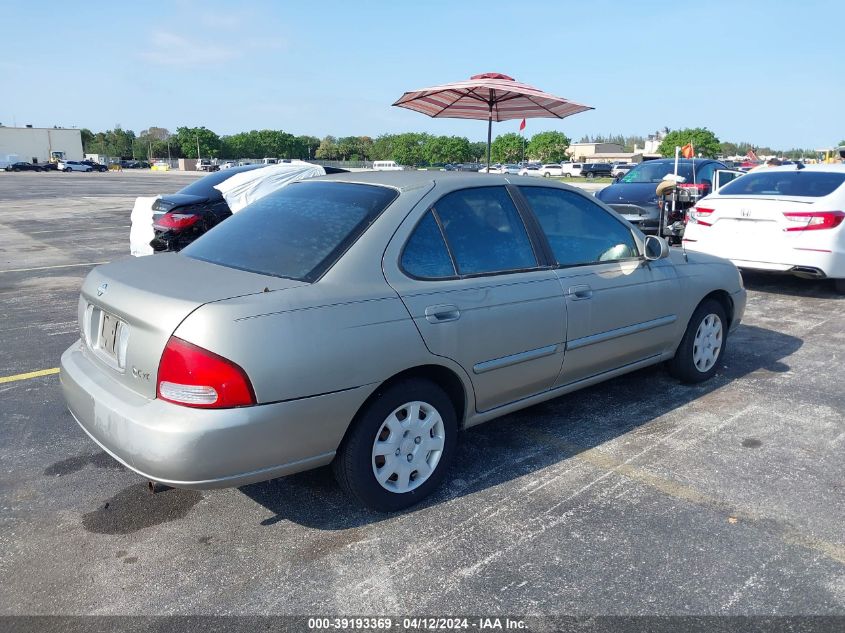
516,185,680,386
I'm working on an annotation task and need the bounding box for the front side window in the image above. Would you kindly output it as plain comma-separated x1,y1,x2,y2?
519,187,638,266
434,187,537,276
401,211,456,279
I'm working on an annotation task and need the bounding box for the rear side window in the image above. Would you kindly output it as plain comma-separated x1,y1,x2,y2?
401,211,456,279
519,187,638,266
183,181,398,281
434,187,537,276
718,171,845,197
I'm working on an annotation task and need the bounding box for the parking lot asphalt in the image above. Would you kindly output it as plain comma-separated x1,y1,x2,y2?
0,171,843,617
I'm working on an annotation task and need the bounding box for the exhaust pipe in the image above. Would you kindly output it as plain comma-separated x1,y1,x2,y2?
790,266,826,279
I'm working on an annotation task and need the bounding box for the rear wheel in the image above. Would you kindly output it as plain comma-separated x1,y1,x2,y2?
64,167,71,172
333,378,457,511
667,299,727,383
543,172,550,178
586,172,596,179
563,173,571,178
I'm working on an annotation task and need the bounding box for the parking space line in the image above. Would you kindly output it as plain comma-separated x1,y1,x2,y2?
0,261,108,274
0,367,60,384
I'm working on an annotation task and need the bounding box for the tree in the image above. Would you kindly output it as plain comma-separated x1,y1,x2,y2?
315,136,339,160
423,135,472,164
175,126,221,159
297,135,321,160
390,133,429,166
526,131,571,163
657,127,721,158
468,142,487,162
490,133,523,163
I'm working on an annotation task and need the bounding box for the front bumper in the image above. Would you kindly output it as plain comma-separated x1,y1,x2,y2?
60,340,372,488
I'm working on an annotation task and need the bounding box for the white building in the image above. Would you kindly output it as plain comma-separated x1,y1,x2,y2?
0,125,83,164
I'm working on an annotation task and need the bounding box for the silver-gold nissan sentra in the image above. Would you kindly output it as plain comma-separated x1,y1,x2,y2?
61,172,746,511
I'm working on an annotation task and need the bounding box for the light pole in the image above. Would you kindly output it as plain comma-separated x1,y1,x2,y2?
196,135,201,163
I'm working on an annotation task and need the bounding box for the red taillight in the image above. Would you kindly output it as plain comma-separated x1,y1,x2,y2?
689,206,714,226
155,212,201,230
782,211,845,232
679,183,708,192
157,337,256,409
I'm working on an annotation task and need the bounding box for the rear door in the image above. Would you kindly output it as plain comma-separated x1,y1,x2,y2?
383,185,567,413
517,185,680,385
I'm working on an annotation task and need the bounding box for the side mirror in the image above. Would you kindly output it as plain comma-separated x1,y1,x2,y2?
644,235,670,261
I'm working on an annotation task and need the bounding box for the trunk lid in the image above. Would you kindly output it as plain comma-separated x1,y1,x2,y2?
79,254,306,398
691,196,818,261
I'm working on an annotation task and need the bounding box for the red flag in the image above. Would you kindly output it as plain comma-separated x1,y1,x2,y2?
519,118,526,132
746,148,759,162
681,143,694,159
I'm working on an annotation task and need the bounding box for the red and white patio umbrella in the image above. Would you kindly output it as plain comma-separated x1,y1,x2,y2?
392,72,593,168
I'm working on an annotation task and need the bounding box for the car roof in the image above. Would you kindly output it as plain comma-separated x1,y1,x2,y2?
760,163,845,173
316,170,517,191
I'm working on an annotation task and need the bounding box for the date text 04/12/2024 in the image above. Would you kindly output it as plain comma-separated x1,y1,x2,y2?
307,617,527,630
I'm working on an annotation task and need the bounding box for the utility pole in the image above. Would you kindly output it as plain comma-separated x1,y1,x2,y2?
196,135,201,163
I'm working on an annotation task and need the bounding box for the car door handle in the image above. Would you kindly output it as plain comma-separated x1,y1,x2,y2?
424,305,461,323
565,285,593,300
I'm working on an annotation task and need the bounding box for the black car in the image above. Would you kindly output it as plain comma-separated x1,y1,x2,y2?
81,160,108,172
151,164,349,252
5,161,44,172
580,163,613,179
595,158,727,234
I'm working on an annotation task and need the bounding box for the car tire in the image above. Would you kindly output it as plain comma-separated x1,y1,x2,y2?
63,167,71,172
563,173,571,178
667,298,728,384
333,378,457,512
586,172,595,179
543,172,550,178
12,167,20,172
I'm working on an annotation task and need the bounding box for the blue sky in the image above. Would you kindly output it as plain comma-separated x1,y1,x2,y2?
1,1,843,149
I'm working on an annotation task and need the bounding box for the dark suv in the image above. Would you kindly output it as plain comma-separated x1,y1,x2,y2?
580,163,613,179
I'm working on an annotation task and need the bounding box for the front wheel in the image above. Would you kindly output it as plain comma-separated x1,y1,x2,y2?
333,378,457,511
63,167,72,172
667,299,727,383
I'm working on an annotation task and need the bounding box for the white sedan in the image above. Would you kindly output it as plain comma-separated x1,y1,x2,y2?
683,164,845,293
57,160,94,173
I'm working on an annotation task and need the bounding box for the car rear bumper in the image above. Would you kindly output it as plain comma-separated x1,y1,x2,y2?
60,340,372,489
684,241,845,279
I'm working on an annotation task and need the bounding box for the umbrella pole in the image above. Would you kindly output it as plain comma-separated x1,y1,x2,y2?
486,107,492,172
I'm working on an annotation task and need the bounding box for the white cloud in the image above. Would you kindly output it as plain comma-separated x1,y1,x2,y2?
140,31,240,67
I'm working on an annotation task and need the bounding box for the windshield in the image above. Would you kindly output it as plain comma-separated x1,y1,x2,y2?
183,181,398,282
176,165,266,198
621,162,694,184
718,171,845,197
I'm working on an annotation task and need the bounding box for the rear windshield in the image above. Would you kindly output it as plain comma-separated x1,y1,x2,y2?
177,165,266,198
182,181,398,282
621,162,694,183
718,171,845,197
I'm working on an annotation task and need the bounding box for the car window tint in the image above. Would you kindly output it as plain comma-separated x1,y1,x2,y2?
434,187,536,275
621,162,695,183
183,182,398,281
718,171,845,197
519,187,638,266
401,211,456,279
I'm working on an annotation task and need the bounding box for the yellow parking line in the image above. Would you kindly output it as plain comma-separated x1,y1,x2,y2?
0,367,60,384
0,261,108,274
